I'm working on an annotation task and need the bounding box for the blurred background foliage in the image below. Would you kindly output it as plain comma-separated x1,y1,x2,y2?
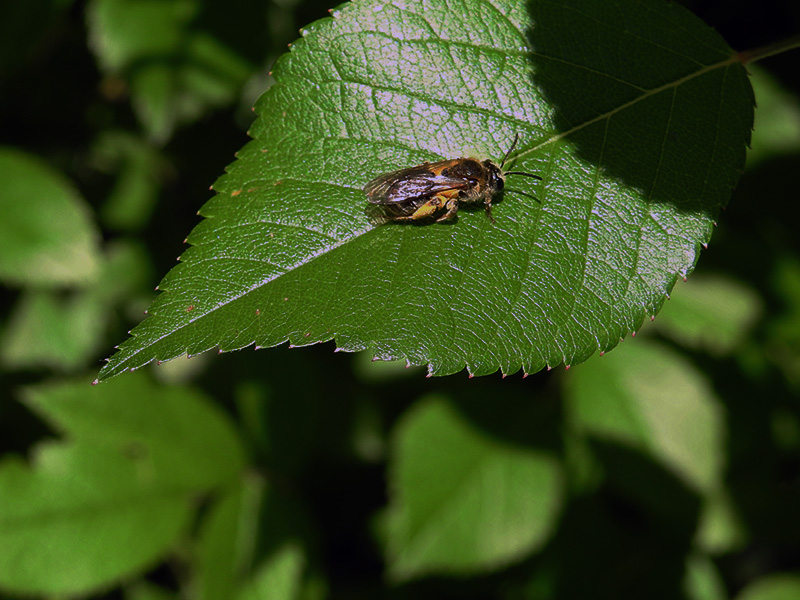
0,0,799,599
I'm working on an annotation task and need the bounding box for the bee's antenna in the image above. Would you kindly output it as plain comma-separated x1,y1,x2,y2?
499,133,521,169
505,171,542,180
500,134,541,180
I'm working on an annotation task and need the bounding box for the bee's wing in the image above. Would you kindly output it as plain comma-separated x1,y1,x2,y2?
364,166,470,205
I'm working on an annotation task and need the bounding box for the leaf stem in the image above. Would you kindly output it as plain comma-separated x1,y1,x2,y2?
738,35,800,65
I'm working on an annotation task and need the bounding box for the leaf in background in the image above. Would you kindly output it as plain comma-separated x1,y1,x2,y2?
683,553,727,600
0,375,245,596
0,444,192,597
25,375,246,488
98,0,754,382
0,148,100,287
236,543,306,600
767,257,800,389
90,131,170,232
747,66,800,167
386,396,562,580
194,481,260,600
87,0,254,142
194,470,319,600
1,290,104,371
653,275,763,356
565,340,726,496
564,340,743,554
1,241,152,371
735,574,800,600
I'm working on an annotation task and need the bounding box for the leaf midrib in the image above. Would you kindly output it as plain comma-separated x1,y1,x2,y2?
521,55,739,160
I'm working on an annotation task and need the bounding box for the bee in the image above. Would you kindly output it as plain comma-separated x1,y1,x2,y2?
363,134,541,223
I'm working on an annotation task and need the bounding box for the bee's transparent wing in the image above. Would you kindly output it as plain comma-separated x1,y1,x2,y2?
364,166,468,205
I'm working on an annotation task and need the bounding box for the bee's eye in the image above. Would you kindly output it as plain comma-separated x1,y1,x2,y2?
486,170,503,190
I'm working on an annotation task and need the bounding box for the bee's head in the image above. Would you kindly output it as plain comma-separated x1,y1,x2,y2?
482,160,505,192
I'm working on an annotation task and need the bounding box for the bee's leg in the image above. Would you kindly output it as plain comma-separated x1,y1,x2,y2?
484,198,496,223
394,197,442,221
435,198,460,222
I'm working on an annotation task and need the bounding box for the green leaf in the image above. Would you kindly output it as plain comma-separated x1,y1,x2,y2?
90,131,169,231
735,574,800,600
0,376,245,596
236,543,306,600
194,471,320,600
99,0,754,381
0,444,192,597
767,257,800,388
747,66,800,167
194,481,261,600
0,289,105,371
0,148,100,287
386,396,562,580
25,375,246,488
694,487,745,555
1,241,153,372
654,275,763,356
565,340,726,495
684,553,727,600
87,0,254,142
